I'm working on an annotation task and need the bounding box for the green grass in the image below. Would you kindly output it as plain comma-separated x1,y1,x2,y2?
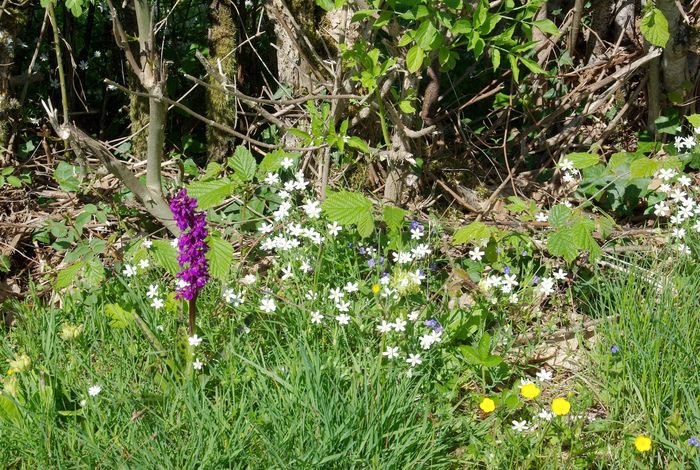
0,279,457,468
581,250,700,467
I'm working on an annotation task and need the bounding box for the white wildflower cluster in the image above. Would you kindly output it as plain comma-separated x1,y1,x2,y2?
651,166,700,256
558,158,581,185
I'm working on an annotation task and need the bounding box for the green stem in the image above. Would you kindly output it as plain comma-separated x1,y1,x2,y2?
375,89,391,148
47,2,68,124
188,295,197,335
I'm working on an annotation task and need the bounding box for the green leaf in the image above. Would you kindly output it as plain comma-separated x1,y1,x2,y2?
630,157,661,178
686,114,700,128
151,240,180,275
640,8,669,47
322,191,372,225
399,99,416,113
532,19,559,35
185,179,235,210
0,394,22,425
0,255,9,273
82,258,105,288
414,20,438,50
346,136,370,154
55,261,84,289
104,304,134,328
315,0,336,11
460,345,481,365
258,150,297,176
567,152,600,169
572,219,602,261
547,228,578,262
406,46,424,73
491,48,501,71
477,333,491,359
228,146,257,182
6,175,21,187
508,54,519,82
382,206,406,231
547,204,572,228
452,221,492,245
519,57,545,74
54,161,81,192
206,236,235,280
356,211,375,238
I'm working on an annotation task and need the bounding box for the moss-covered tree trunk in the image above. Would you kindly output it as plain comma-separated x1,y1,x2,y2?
207,0,237,162
123,3,148,159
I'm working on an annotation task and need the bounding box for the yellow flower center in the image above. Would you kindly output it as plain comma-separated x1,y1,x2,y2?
371,283,381,294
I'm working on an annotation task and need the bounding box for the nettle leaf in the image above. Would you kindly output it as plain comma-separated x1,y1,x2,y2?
383,206,406,231
322,191,372,225
206,236,235,280
547,204,572,228
406,45,424,73
567,152,600,169
185,178,235,210
322,190,374,237
640,8,669,48
228,146,257,182
630,157,661,178
151,240,180,275
547,228,578,263
104,304,134,328
83,258,105,288
55,261,84,289
453,221,492,245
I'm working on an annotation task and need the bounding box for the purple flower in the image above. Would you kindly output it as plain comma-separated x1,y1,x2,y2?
504,267,511,275
424,319,443,333
367,258,376,268
170,189,210,301
610,345,620,354
410,220,422,230
532,276,540,285
381,271,389,279
378,256,385,264
521,250,527,256
358,246,366,255
688,436,700,447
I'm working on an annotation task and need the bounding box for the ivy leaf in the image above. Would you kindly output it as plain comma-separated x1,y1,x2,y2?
185,178,235,210
547,228,578,262
228,146,257,182
453,221,492,245
406,46,424,73
567,152,600,169
640,8,669,47
151,240,180,275
206,236,235,280
630,157,661,178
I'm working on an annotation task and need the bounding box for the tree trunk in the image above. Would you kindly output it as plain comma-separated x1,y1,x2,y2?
206,0,237,162
657,0,689,105
0,3,21,159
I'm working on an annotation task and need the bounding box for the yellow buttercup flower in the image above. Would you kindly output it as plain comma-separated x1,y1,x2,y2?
371,283,381,294
7,353,30,373
634,435,652,453
520,383,541,400
479,397,496,413
551,398,571,416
